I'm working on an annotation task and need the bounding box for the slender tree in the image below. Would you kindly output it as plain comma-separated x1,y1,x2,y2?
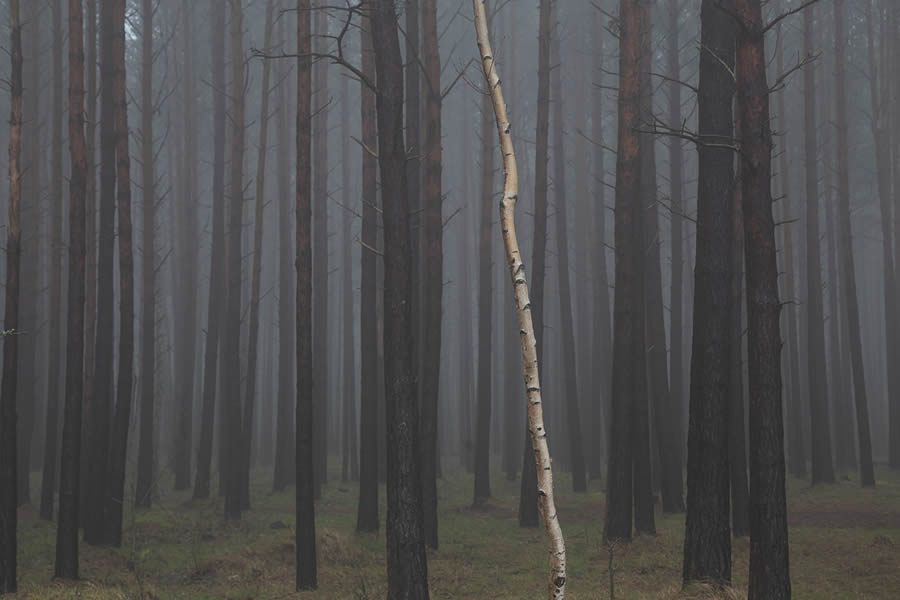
106,0,136,545
734,0,791,596
834,0,875,486
0,0,22,590
40,0,65,523
295,0,317,589
355,0,379,532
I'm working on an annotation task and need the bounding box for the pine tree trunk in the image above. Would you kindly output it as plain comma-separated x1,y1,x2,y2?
683,0,734,583
835,0,875,486
372,0,430,595
734,1,791,596
1,0,23,589
355,1,379,532
295,0,317,589
194,0,227,501
40,0,64,523
106,0,136,545
135,0,156,511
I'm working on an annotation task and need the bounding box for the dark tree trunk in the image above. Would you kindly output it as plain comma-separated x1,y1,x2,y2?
84,0,118,545
835,0,875,486
136,0,156,511
312,6,328,498
590,8,611,482
295,0,317,589
56,0,87,577
730,150,750,538
173,0,198,492
106,0,135,546
734,0,791,596
372,0,430,596
550,14,587,494
241,0,275,511
273,13,296,493
40,0,64,523
605,0,641,543
473,69,494,507
420,0,442,548
774,20,805,479
194,0,227,501
1,0,23,589
519,0,551,528
355,1,379,532
222,0,246,520
662,0,686,515
803,5,836,485
683,0,734,584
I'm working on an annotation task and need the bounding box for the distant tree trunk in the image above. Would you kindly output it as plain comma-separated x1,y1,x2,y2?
549,12,587,495
865,0,897,476
519,0,551,528
371,0,430,596
81,0,98,514
730,132,750,538
311,6,328,497
458,121,474,475
40,0,64,523
835,0,875,486
340,70,358,484
661,0,686,515
55,0,86,577
405,0,422,418
590,9,611,482
136,0,157,511
355,0,379,532
734,0,791,597
194,0,227,501
683,0,734,584
0,0,22,589
473,2,568,596
85,0,117,544
241,0,275,510
222,0,246,520
473,62,494,507
774,19,805,479
420,0,442,548
173,0,198,492
295,0,317,590
802,5,835,485
605,0,641,543
106,0,136,546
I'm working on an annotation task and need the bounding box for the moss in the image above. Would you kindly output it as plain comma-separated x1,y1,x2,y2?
12,464,900,599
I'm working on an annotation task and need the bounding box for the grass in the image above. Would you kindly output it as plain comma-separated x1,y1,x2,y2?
10,463,900,599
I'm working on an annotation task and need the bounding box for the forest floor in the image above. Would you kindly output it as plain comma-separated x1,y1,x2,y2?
11,463,900,599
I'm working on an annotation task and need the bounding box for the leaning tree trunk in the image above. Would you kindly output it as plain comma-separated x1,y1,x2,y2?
420,0,443,548
106,0,136,547
135,0,157,511
371,0,431,597
473,3,567,598
39,0,64,522
295,0,317,590
734,0,791,597
519,0,551,529
835,0,874,486
194,0,227,501
1,0,23,589
355,0,379,532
